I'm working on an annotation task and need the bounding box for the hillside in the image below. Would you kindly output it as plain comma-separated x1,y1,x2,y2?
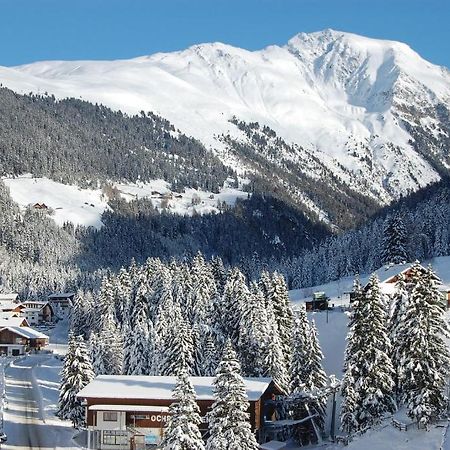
1,29,449,228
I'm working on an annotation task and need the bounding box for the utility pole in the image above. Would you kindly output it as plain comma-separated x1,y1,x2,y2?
328,375,340,442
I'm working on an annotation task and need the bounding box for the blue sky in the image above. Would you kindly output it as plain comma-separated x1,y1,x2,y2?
1,0,449,67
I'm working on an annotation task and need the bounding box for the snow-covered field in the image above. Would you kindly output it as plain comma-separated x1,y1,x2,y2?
2,174,249,228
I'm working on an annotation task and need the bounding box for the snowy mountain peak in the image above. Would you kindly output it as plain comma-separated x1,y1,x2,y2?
1,30,449,224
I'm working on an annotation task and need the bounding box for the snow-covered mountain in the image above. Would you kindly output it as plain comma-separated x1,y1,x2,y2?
1,29,449,220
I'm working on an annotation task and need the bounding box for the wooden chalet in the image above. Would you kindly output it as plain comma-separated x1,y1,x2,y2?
33,202,49,210
77,375,284,449
0,325,48,356
349,263,450,307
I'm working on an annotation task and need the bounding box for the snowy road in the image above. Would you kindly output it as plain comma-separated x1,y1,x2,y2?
2,355,75,449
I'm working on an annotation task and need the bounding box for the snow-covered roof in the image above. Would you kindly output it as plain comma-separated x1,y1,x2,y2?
0,326,49,340
0,301,22,311
0,316,29,327
88,404,170,412
0,293,19,301
260,441,287,450
48,292,75,299
362,262,416,286
78,375,274,401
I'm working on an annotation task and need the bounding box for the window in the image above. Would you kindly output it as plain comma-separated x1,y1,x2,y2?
130,414,149,419
102,431,128,445
103,411,118,422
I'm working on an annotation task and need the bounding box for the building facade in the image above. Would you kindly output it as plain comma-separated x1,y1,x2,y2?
78,375,282,450
0,326,49,356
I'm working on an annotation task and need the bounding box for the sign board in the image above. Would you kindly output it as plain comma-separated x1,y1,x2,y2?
144,432,160,445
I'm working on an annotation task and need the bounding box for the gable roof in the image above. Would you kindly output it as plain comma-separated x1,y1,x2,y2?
0,316,29,327
0,301,23,311
0,293,19,302
77,375,275,402
0,326,48,340
48,293,75,300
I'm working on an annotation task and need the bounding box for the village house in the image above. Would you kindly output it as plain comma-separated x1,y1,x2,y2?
305,292,329,311
48,292,75,318
0,325,49,356
77,375,283,449
348,263,450,308
20,300,54,325
0,293,20,303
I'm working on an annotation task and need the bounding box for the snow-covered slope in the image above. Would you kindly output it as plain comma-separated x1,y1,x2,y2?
1,29,449,206
2,175,248,228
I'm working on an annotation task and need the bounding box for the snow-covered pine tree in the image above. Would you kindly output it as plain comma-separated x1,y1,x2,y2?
340,274,396,432
220,268,248,345
190,253,217,327
268,272,294,366
290,310,327,431
157,302,194,376
304,320,328,427
290,307,311,394
210,256,227,296
206,340,259,450
237,282,268,376
399,265,450,427
388,273,409,396
126,290,152,375
202,332,220,377
262,299,289,394
94,304,123,375
58,333,94,427
381,214,409,265
160,367,205,450
340,368,359,433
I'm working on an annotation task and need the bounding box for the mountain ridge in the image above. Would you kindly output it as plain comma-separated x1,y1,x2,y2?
1,29,449,226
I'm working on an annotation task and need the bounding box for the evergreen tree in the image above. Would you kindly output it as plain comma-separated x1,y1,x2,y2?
206,340,259,450
202,332,220,377
290,311,327,430
388,273,409,395
398,265,450,427
262,299,289,393
93,304,123,375
58,333,94,427
381,214,409,265
126,293,152,375
340,275,396,432
267,272,294,366
237,282,268,376
157,302,194,376
290,308,311,394
160,367,205,450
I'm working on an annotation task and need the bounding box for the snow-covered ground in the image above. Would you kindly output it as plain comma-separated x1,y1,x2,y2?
2,174,249,228
3,354,78,449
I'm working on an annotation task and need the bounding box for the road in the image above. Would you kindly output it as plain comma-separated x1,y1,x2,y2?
2,355,76,450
